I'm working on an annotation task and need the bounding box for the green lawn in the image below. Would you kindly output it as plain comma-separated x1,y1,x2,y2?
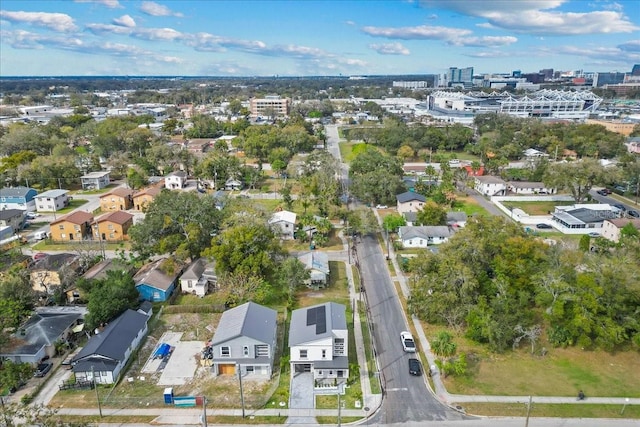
454,197,490,217
421,322,640,398
503,200,575,216
457,402,640,419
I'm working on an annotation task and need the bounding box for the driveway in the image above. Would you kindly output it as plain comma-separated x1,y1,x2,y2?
287,371,316,424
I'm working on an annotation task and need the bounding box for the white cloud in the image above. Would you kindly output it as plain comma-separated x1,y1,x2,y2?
113,15,136,28
369,42,410,55
0,10,77,32
74,0,122,8
537,44,640,63
419,0,638,35
618,40,640,52
132,27,184,41
140,1,183,17
361,24,471,40
463,51,512,58
85,23,133,35
449,36,518,48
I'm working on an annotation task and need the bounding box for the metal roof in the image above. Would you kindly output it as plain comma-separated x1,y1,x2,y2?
211,301,277,346
288,302,346,346
35,189,69,198
396,191,426,204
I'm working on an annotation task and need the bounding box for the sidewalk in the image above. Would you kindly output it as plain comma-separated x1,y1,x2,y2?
371,209,640,410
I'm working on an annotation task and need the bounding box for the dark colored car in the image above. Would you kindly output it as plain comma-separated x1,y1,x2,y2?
628,210,640,218
408,358,422,376
536,223,552,229
613,204,627,212
596,189,611,196
34,362,53,377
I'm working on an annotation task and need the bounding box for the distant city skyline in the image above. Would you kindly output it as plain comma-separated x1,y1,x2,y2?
0,0,638,77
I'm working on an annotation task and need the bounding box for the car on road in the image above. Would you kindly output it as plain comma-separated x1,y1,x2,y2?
536,223,552,229
375,204,388,209
34,362,53,377
588,232,600,237
596,189,611,196
408,358,422,376
613,204,626,212
26,212,40,219
33,252,49,261
627,210,639,218
400,331,416,352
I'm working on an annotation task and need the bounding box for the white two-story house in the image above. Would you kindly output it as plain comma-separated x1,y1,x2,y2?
474,175,507,196
288,302,348,389
165,171,187,190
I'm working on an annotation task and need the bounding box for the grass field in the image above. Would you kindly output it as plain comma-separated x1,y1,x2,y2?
457,402,640,419
420,323,640,398
503,200,575,216
454,197,490,217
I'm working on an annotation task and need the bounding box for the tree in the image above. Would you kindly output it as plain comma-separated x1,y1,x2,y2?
543,159,608,203
431,331,457,357
204,221,283,280
415,202,447,226
128,191,222,261
81,270,139,330
275,257,310,303
382,213,406,233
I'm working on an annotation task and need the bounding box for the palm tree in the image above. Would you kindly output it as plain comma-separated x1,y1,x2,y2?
431,331,457,358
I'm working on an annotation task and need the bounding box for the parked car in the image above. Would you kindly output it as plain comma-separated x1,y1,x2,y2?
613,204,627,212
34,231,49,241
34,362,53,377
26,212,40,219
536,223,552,229
375,204,388,209
408,358,422,376
627,210,639,218
596,189,611,196
33,252,49,261
400,331,416,352
588,232,600,237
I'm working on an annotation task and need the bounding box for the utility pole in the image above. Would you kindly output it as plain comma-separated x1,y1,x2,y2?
524,395,532,427
202,396,208,427
337,387,342,427
237,363,245,418
1,396,12,427
92,366,102,418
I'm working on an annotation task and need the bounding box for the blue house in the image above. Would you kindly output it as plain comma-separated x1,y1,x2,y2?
0,186,38,211
133,258,182,302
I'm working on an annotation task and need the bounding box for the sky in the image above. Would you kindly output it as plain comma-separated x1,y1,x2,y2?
0,0,639,77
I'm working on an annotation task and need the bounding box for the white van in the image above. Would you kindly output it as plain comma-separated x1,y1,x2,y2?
34,231,49,241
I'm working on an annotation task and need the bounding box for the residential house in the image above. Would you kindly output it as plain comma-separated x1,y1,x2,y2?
289,302,348,388
523,148,549,161
601,218,640,243
508,181,556,195
71,309,150,385
269,210,297,240
552,204,620,233
50,211,94,242
0,209,25,233
0,307,85,364
396,192,427,214
81,171,110,190
133,186,162,211
69,259,134,303
93,211,134,242
209,302,278,377
398,226,454,248
165,171,187,190
134,258,183,302
446,211,468,228
30,253,79,294
34,189,70,212
185,138,212,156
474,176,507,196
179,258,217,297
626,137,640,154
296,251,330,289
0,186,37,211
224,178,244,191
403,211,418,226
99,187,134,211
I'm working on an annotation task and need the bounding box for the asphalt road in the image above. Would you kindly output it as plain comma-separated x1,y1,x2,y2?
356,234,466,424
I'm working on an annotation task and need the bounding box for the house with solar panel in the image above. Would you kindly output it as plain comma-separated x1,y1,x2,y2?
208,302,278,377
288,302,348,388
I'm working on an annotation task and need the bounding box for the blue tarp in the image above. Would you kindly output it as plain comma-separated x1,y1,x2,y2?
154,343,170,359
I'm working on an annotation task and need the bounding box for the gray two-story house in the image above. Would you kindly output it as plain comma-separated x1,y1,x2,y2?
209,302,277,378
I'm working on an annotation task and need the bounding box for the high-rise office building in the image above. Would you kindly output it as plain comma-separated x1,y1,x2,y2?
631,64,640,76
447,67,474,86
